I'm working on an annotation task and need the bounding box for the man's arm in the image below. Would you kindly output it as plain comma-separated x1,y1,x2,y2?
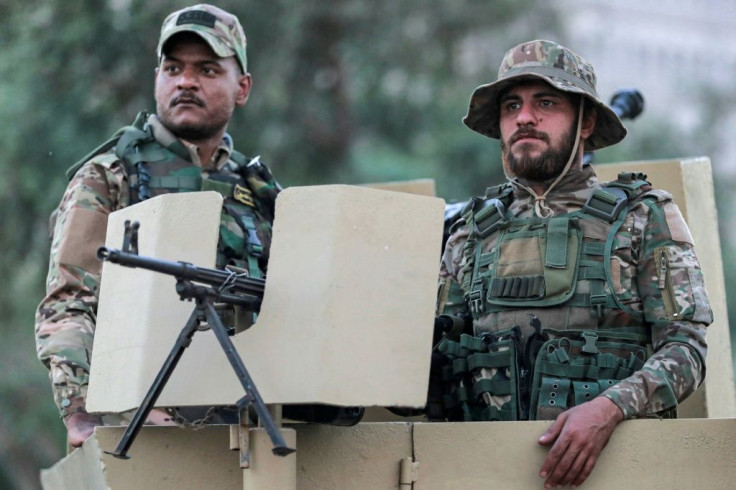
35,158,125,445
537,323,706,487
604,199,710,417
538,198,711,488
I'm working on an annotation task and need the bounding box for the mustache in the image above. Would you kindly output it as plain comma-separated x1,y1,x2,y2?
171,92,205,107
510,127,549,145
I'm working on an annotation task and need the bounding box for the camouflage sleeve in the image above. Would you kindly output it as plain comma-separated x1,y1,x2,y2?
437,224,471,315
603,199,711,418
34,155,127,419
439,224,470,283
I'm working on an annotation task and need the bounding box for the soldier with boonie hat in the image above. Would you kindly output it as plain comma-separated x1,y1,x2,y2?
463,39,626,151
437,40,711,489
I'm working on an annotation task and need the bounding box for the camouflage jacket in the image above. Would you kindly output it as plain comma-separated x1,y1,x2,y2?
35,114,279,419
439,164,711,419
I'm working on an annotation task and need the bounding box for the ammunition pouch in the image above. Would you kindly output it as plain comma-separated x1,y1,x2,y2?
435,327,651,422
487,216,582,307
437,327,523,421
529,329,648,420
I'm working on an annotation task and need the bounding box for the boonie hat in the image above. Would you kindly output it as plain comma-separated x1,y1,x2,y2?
463,40,626,150
157,4,248,74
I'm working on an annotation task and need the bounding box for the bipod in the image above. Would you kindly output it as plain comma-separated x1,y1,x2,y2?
105,280,295,459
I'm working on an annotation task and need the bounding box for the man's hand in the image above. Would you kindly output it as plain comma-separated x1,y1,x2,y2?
146,408,177,426
66,407,176,448
65,411,103,448
537,396,624,488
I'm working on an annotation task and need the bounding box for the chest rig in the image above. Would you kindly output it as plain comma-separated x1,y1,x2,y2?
437,173,662,422
68,112,277,280
460,173,649,320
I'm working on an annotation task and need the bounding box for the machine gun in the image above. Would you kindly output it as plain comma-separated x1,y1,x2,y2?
97,222,266,320
98,220,364,459
96,220,286,459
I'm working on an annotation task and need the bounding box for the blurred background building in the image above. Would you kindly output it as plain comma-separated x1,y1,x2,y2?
561,0,736,177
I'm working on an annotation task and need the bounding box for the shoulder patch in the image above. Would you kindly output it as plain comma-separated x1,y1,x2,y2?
663,202,694,245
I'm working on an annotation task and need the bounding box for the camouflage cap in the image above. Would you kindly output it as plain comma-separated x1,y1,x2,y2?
157,4,247,73
463,40,626,150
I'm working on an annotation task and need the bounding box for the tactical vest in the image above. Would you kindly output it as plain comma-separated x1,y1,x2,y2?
68,112,279,280
438,173,668,421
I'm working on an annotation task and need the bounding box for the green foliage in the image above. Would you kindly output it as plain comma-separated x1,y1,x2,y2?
234,0,538,192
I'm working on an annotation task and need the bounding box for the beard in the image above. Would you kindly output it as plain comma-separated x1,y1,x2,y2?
501,122,579,182
157,91,232,142
163,118,224,141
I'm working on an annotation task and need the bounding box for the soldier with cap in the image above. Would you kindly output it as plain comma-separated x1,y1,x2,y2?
35,4,281,448
436,40,711,488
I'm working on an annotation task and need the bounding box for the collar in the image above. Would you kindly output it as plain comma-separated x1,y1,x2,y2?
147,114,233,170
511,164,599,200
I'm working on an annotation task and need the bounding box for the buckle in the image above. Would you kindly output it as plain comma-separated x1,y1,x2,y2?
582,188,627,223
473,198,506,238
590,292,607,318
467,285,484,314
246,229,263,257
581,331,599,354
617,171,647,184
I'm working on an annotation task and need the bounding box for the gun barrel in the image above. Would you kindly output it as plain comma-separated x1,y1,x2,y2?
609,88,644,120
97,247,266,298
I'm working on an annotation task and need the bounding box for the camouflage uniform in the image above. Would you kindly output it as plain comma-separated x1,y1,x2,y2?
437,40,711,420
35,113,279,420
440,164,710,418
35,4,278,421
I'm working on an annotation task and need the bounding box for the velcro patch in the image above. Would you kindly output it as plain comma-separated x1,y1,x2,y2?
177,10,217,28
57,207,108,274
663,202,693,245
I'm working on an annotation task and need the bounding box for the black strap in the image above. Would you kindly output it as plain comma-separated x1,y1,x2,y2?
471,184,514,238
582,187,628,223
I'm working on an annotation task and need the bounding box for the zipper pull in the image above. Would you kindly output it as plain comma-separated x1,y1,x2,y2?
658,249,667,289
